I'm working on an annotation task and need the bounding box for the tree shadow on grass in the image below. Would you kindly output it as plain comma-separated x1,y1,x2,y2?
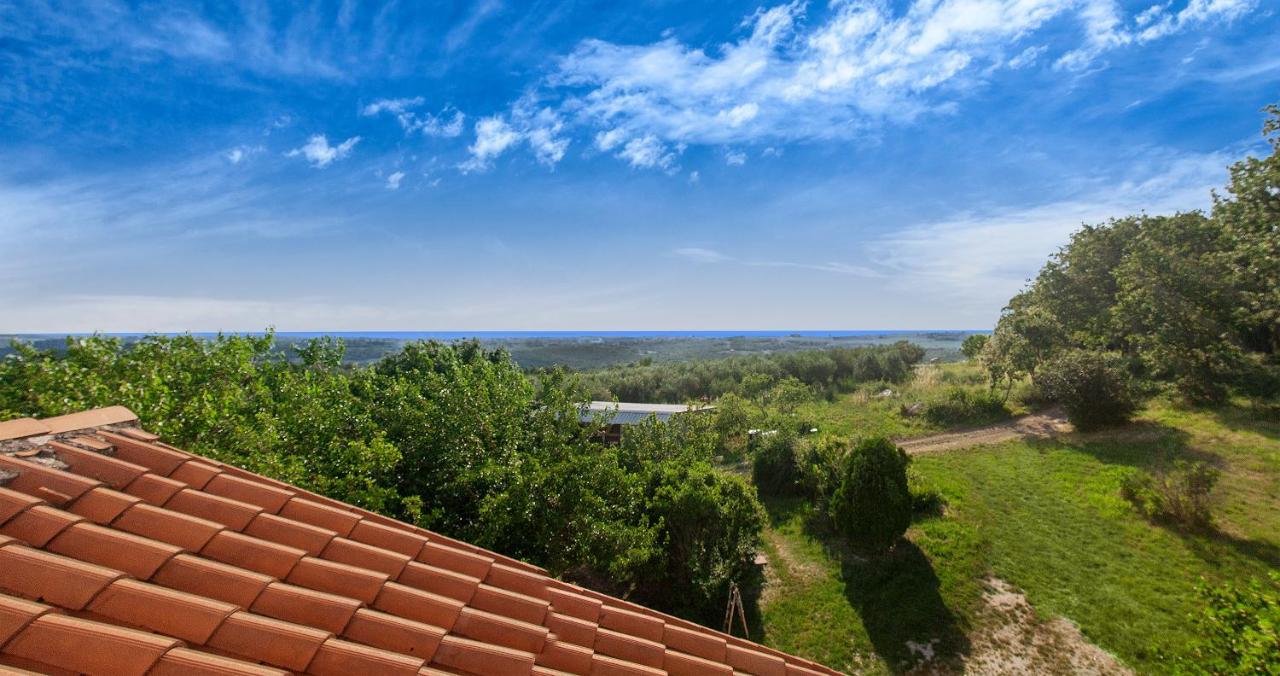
838,541,971,672
1182,528,1280,569
780,500,970,672
1034,421,1214,469
1207,402,1280,442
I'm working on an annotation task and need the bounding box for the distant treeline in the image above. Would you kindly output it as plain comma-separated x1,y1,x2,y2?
580,342,927,403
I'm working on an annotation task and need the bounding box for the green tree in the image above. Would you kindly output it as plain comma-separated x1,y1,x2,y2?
960,333,988,360
832,437,912,555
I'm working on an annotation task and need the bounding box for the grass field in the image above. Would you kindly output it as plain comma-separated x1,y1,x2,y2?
796,362,1029,440
754,364,1280,674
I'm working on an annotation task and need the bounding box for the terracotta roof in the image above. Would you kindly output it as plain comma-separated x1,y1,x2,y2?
0,407,841,676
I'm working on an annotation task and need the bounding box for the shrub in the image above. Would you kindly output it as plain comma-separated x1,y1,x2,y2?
1172,573,1280,675
907,466,946,517
1121,460,1220,529
751,430,802,496
832,437,912,554
795,436,846,511
1036,349,1138,431
924,387,1010,426
961,334,988,360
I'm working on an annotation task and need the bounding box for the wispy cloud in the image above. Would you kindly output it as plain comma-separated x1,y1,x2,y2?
869,147,1239,319
286,135,361,168
673,247,730,263
362,97,465,137
386,171,406,190
672,246,880,276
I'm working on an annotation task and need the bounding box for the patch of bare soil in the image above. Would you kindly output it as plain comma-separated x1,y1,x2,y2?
941,577,1132,676
898,408,1072,455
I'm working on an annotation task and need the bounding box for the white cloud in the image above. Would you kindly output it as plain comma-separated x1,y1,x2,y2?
362,97,465,138
386,171,405,190
544,0,1259,152
223,145,263,164
725,150,747,166
1008,45,1047,69
1057,0,1252,70
286,134,360,168
688,170,701,184
618,135,677,170
460,117,522,172
460,99,570,172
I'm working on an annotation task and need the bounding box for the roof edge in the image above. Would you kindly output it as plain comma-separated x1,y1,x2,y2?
0,418,48,441
1,406,140,440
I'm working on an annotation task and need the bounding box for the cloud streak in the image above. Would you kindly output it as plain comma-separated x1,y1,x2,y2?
287,135,361,168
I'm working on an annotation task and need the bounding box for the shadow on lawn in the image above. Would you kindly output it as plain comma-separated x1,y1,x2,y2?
764,496,971,671
839,540,971,672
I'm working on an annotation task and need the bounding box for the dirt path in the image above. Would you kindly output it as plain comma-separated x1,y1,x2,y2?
897,408,1072,455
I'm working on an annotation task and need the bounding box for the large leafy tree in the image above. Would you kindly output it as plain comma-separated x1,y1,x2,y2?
984,104,1280,404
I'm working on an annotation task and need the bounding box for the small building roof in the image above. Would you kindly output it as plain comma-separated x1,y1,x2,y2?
580,401,713,425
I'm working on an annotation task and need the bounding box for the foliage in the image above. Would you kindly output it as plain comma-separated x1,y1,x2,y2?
751,429,803,496
1036,349,1139,431
1174,573,1280,675
0,333,766,626
581,342,925,403
831,437,912,555
638,463,766,624
1121,461,1221,530
960,334,988,360
923,387,1011,427
984,105,1280,405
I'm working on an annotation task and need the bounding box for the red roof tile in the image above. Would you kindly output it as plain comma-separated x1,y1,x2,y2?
112,501,225,550
307,637,425,676
204,473,295,514
168,460,224,490
0,544,124,609
88,578,237,644
206,611,330,671
0,456,101,506
66,486,143,524
149,647,289,676
342,608,445,660
279,497,361,536
1,505,85,547
151,554,273,608
200,529,305,579
46,521,181,578
5,610,180,675
249,582,361,634
47,441,148,489
0,407,842,676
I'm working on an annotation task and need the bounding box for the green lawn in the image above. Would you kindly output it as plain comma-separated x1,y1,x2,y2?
756,389,1280,674
797,361,1027,440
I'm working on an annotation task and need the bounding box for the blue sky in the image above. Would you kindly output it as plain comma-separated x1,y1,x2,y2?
1,0,1276,331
